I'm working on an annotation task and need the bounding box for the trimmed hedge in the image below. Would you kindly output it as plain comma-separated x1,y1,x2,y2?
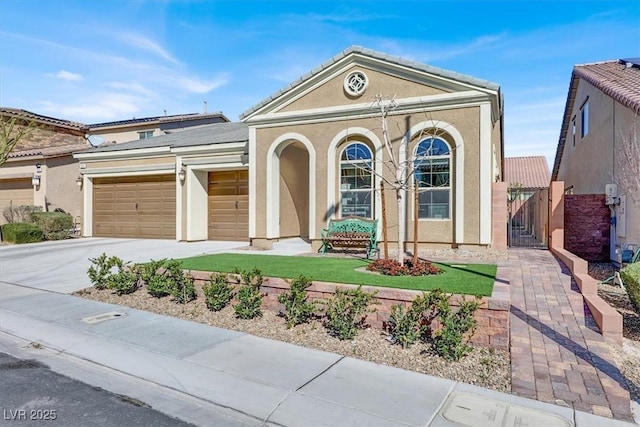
32,211,73,240
2,222,44,244
621,263,640,314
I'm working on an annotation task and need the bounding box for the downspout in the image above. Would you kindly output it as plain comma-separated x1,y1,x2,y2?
610,97,617,262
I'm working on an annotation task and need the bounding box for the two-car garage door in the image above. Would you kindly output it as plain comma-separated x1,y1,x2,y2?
93,175,176,239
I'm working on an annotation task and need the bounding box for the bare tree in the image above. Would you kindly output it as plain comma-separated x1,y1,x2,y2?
0,116,36,166
344,94,456,263
615,113,640,205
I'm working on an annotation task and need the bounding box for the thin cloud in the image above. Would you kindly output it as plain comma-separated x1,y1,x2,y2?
114,33,181,65
38,93,143,120
105,81,156,97
53,70,82,81
176,75,229,94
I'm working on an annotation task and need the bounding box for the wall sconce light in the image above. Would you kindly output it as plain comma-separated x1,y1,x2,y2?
32,175,41,187
76,176,83,188
35,162,42,173
178,168,186,183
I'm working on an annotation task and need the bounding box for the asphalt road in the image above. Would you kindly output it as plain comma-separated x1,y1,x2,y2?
0,352,193,427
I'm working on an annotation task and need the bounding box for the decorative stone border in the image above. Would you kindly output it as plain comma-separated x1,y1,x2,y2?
189,269,511,350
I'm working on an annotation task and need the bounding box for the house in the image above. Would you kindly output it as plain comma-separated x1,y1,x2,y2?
551,58,640,260
88,112,229,145
0,108,89,224
504,156,550,246
74,46,505,253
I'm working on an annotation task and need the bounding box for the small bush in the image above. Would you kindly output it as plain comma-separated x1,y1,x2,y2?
324,286,378,340
139,259,173,297
3,205,42,223
106,267,140,295
32,211,73,240
367,258,441,276
203,273,235,311
430,292,481,361
87,253,124,290
234,268,264,319
278,276,317,328
621,263,640,313
1,222,43,244
172,272,196,304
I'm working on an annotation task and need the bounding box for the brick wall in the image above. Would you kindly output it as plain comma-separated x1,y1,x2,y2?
190,271,510,350
564,194,610,261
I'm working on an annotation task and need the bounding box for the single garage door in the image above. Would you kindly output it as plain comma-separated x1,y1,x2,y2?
93,175,176,239
0,178,33,216
208,170,248,241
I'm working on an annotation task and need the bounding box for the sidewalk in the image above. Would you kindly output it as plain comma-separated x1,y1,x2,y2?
1,282,635,427
505,249,635,422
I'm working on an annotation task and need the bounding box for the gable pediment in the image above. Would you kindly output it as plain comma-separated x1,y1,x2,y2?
241,46,500,123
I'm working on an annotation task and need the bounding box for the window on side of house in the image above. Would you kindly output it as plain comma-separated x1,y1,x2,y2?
572,117,576,147
340,142,373,218
414,137,451,219
580,100,589,138
138,130,154,139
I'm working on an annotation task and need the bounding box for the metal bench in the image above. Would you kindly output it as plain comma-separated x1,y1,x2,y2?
320,216,379,259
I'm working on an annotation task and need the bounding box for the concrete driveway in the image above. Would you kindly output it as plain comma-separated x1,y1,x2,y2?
0,238,242,294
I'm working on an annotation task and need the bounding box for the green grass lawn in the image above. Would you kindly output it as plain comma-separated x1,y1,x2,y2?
178,254,496,296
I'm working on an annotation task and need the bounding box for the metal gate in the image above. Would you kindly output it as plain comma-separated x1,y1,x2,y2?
508,187,549,248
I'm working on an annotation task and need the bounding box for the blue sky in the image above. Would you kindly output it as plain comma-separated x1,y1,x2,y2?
1,1,639,167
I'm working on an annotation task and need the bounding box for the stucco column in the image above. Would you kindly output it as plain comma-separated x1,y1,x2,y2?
549,181,565,250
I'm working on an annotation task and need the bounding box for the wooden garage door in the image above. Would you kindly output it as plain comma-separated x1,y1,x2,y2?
93,175,176,239
208,170,248,241
0,178,33,215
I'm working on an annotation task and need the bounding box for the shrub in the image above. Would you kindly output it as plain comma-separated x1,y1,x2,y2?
2,205,42,223
1,222,43,244
106,267,140,295
621,263,640,313
234,268,264,319
32,211,73,240
387,292,435,348
139,259,173,297
278,276,317,328
203,273,235,311
172,272,196,304
367,258,441,276
324,286,378,340
429,292,481,361
87,253,124,290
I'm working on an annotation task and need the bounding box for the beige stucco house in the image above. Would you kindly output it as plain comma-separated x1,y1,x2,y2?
551,58,640,260
88,112,229,145
74,46,505,252
0,108,89,225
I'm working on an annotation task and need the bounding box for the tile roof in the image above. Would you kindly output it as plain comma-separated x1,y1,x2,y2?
504,156,550,189
552,58,640,180
83,122,248,153
0,107,87,131
240,45,501,120
89,112,229,128
8,143,91,159
574,59,640,114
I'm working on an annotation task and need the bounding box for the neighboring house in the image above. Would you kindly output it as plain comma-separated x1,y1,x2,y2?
551,58,640,260
74,46,505,252
0,108,89,225
88,112,229,145
504,156,550,246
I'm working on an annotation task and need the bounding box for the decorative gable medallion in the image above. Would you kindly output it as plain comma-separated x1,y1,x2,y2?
344,70,368,97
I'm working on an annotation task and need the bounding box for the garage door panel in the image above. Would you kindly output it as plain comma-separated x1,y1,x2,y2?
93,174,175,239
0,179,34,213
208,170,248,241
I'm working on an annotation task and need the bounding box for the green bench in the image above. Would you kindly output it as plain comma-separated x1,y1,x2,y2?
320,216,379,259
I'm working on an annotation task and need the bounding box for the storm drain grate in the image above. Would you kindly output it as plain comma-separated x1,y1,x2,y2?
81,311,126,324
440,392,572,427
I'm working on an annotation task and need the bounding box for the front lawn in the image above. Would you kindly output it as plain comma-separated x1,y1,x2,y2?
178,254,496,296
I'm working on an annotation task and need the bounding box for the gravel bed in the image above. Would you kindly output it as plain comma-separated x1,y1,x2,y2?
74,286,510,393
589,261,640,403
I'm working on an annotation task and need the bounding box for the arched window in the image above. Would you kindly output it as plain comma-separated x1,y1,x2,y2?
414,137,451,219
340,142,373,218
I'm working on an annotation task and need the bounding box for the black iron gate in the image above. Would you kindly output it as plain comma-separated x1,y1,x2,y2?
508,187,548,248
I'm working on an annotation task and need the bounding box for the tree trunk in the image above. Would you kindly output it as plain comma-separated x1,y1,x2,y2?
396,189,405,264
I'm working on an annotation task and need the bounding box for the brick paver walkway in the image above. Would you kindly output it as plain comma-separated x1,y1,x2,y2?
505,248,633,421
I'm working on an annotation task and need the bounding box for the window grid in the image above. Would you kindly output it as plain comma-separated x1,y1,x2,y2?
340,142,373,218
414,138,451,219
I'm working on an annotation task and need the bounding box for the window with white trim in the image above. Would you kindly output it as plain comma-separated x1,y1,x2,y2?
138,130,154,139
414,137,451,219
580,100,589,138
340,142,373,218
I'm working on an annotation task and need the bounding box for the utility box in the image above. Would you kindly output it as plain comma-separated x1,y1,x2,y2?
605,183,618,198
